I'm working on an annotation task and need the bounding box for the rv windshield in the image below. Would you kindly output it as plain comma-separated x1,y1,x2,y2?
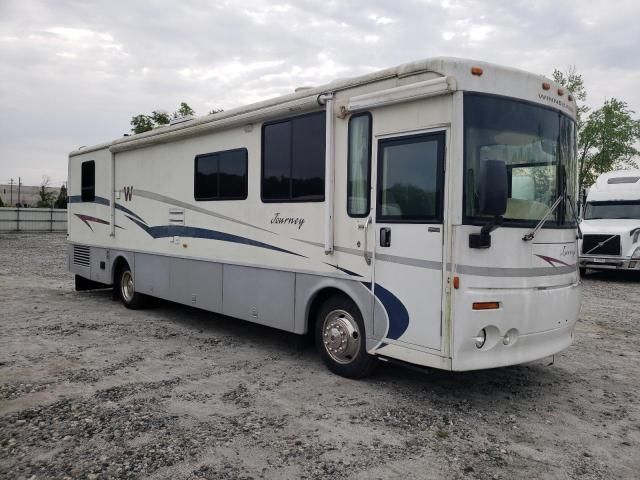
464,93,577,227
584,201,640,220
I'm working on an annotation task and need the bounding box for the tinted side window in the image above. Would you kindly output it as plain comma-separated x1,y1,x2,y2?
195,153,219,199
262,112,325,202
262,122,291,200
195,148,247,201
377,133,444,222
81,160,95,202
347,113,372,217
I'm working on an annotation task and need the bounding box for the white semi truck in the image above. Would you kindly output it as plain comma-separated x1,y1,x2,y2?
579,170,640,275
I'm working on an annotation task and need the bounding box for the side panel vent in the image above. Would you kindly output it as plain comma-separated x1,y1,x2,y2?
73,245,91,267
169,208,185,225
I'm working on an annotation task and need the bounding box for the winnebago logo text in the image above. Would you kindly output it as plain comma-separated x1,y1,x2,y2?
271,213,305,230
123,186,134,201
538,93,574,112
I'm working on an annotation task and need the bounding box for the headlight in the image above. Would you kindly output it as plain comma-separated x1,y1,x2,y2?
632,247,640,259
474,329,486,349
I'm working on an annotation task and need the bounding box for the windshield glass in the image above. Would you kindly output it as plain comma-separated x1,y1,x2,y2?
464,93,577,227
584,201,640,219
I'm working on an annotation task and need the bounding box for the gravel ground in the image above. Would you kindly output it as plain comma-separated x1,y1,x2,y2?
0,233,639,480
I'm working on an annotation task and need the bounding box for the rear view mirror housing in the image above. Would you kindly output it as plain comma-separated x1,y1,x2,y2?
478,159,508,216
469,159,508,249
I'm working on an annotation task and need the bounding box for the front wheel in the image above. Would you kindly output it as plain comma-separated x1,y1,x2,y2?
116,264,147,309
579,267,587,277
315,296,377,379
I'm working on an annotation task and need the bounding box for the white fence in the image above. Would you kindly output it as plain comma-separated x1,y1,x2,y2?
0,208,67,232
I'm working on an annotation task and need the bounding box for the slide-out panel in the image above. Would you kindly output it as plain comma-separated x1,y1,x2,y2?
223,265,295,331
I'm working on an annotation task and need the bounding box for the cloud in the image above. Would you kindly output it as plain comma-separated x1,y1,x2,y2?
0,0,638,185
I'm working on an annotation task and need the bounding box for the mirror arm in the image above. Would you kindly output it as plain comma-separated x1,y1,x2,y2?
469,215,503,249
481,215,503,236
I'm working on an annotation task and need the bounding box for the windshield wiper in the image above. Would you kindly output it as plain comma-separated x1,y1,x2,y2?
566,195,583,239
522,195,563,241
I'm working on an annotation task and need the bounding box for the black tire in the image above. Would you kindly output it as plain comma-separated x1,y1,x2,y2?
115,263,147,310
579,267,587,277
314,295,377,379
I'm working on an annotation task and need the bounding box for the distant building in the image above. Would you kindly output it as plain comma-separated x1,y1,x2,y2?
0,184,61,207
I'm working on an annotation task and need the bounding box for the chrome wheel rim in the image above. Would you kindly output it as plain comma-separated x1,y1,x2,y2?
322,309,361,364
121,270,135,302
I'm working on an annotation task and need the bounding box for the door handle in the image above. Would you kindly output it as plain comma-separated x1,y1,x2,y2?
358,216,372,265
380,227,391,247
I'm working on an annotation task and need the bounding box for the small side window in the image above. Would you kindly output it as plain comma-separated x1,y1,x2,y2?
347,113,372,217
194,148,248,201
81,160,95,202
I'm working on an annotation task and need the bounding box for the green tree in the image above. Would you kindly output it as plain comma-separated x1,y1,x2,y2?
151,110,170,125
130,114,154,134
209,108,224,115
173,102,195,119
130,103,201,134
553,67,589,125
578,99,640,189
553,67,640,192
36,176,57,208
0,195,4,207
54,183,68,209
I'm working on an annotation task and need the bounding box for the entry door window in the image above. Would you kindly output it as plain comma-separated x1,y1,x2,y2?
377,132,444,223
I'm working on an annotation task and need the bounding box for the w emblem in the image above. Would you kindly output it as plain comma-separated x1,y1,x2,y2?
123,186,134,201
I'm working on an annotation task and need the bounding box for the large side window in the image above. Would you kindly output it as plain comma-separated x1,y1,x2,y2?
347,113,372,217
81,160,95,202
194,148,248,201
377,133,444,223
262,111,325,202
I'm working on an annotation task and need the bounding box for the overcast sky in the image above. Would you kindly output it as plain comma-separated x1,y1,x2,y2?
1,0,639,187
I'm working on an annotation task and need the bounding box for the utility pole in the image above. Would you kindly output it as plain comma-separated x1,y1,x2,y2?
9,178,14,206
18,177,21,206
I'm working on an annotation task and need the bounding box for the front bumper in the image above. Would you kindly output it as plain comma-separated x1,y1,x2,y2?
579,256,640,270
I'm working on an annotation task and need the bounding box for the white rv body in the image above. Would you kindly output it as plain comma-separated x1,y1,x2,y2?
579,170,640,272
68,57,581,372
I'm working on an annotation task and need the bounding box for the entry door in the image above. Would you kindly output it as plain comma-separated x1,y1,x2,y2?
373,131,445,351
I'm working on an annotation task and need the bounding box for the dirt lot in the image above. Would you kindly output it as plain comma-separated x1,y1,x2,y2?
0,233,639,480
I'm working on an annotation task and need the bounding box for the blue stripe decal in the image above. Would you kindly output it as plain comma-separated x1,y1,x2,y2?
127,216,306,258
362,282,410,341
68,195,110,206
114,203,147,224
323,263,362,278
68,196,147,224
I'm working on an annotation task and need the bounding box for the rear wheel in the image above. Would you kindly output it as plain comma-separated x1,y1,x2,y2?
315,295,377,379
115,263,146,309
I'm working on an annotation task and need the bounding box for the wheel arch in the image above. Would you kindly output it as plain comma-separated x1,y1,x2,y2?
297,275,377,342
110,252,135,284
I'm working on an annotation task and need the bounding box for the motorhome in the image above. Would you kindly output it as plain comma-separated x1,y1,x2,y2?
579,170,640,274
68,57,581,378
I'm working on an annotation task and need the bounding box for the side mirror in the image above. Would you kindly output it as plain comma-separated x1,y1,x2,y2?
469,159,508,249
477,159,508,216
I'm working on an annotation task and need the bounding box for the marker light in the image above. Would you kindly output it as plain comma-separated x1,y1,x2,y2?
473,301,500,310
557,88,564,96
475,329,487,349
471,66,483,76
453,276,460,289
568,94,574,102
542,82,551,90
